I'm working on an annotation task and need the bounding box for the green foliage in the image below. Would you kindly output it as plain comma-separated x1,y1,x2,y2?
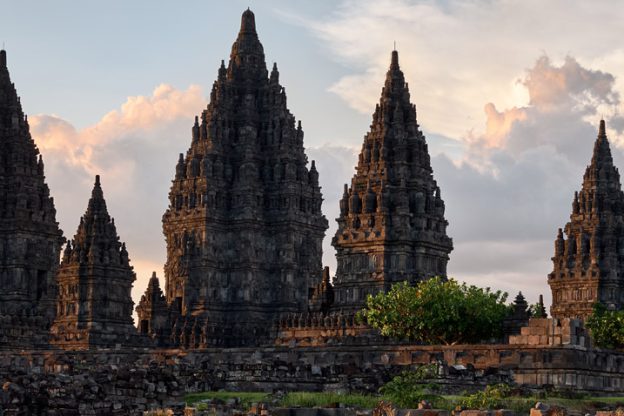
357,278,509,344
586,303,624,349
280,392,379,409
457,384,512,409
184,390,624,412
379,365,445,408
185,391,269,407
529,303,547,318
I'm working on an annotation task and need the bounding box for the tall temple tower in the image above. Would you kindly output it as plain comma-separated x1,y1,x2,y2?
549,120,624,320
332,50,453,313
0,50,64,348
160,9,328,345
50,176,139,349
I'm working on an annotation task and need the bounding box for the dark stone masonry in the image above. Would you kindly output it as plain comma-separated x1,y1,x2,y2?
1,7,624,415
549,120,624,319
50,175,143,349
0,49,64,350
331,50,453,313
157,9,328,347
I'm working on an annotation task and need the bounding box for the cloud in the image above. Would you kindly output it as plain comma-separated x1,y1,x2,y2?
524,56,619,111
299,0,624,143
432,54,624,310
30,84,207,312
480,103,527,148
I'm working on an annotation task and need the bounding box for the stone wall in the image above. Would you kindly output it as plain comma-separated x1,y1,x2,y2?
1,341,624,413
275,313,384,347
509,318,590,348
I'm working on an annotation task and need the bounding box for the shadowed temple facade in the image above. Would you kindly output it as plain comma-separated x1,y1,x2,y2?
148,9,329,346
329,50,453,313
50,176,142,349
0,49,64,349
549,120,624,320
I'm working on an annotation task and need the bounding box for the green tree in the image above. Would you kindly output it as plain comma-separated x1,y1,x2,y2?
529,303,546,318
357,278,509,345
586,303,624,349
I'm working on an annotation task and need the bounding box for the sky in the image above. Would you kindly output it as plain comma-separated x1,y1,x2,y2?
3,0,624,313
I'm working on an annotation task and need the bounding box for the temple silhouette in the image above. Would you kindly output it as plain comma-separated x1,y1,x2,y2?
0,9,616,350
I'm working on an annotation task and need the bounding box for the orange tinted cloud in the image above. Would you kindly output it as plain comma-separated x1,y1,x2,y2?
28,84,207,310
482,103,527,148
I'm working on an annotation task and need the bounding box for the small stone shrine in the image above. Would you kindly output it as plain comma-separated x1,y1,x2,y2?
50,176,140,349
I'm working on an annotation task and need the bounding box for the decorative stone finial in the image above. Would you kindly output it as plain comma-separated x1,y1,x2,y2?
0,50,6,68
240,8,256,34
598,119,606,138
390,50,399,69
270,62,279,83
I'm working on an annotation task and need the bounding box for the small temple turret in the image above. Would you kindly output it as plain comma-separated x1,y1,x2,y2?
549,120,624,319
50,176,141,349
308,266,335,315
331,50,453,313
136,272,170,345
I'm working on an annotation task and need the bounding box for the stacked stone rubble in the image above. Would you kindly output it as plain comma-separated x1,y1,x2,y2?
157,9,328,346
509,318,590,348
549,120,624,319
0,49,64,349
50,176,141,349
331,50,453,313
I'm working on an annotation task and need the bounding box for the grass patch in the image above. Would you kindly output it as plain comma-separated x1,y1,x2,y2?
280,392,381,409
185,391,269,407
184,391,624,412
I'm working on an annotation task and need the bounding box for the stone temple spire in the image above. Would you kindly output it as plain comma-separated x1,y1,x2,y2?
227,8,267,82
0,49,64,348
331,50,453,313
51,176,141,349
159,9,327,346
549,120,624,319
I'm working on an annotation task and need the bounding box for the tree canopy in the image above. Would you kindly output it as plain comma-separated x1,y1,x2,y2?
586,303,624,349
357,278,509,345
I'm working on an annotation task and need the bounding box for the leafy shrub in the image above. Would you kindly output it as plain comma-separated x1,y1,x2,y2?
586,303,624,349
358,278,509,344
457,384,512,409
379,365,445,408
